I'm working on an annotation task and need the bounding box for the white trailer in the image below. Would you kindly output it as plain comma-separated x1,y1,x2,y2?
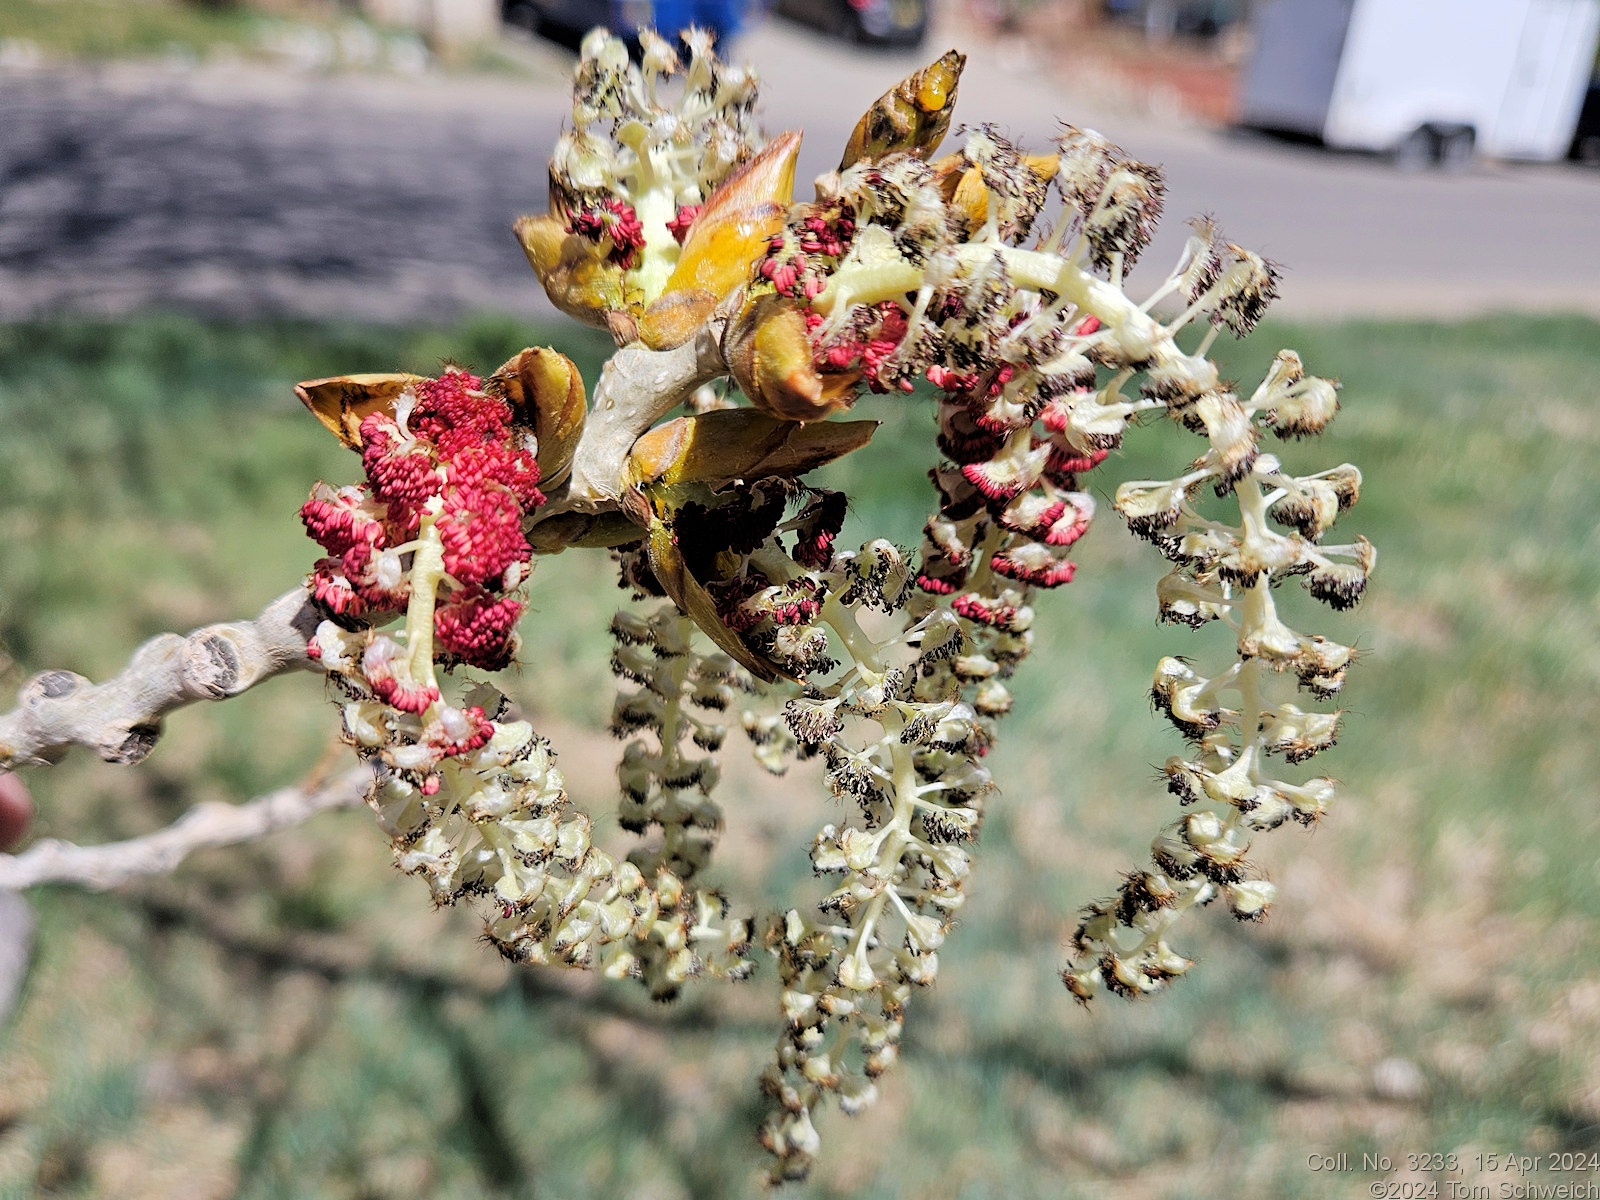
1238,0,1600,163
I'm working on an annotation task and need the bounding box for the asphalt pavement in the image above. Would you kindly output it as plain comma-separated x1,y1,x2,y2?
746,19,1600,318
1,14,1596,324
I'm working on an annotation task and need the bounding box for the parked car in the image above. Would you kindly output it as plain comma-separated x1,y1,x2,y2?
1238,0,1600,166
1571,79,1600,164
773,0,928,47
1102,0,1244,39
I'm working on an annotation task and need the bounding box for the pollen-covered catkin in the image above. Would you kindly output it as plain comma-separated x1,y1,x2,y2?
732,110,1370,1172
607,602,759,998
1062,234,1368,1005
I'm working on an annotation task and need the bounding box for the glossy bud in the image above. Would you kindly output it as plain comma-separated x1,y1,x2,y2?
624,408,876,492
640,132,803,350
839,50,966,170
487,347,587,487
725,293,860,422
513,213,640,343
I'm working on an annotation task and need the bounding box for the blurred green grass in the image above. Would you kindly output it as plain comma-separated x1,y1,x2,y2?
0,0,265,61
1,313,1598,1199
0,0,535,75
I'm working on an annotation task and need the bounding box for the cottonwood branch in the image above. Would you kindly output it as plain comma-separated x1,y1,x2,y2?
0,586,321,771
0,766,371,891
544,309,732,516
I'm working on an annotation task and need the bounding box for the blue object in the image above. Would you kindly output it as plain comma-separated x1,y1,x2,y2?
507,0,754,53
636,0,750,40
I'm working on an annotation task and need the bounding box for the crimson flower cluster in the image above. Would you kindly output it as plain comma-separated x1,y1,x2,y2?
760,204,855,303
566,197,647,270
917,321,1104,602
665,203,702,245
301,368,542,672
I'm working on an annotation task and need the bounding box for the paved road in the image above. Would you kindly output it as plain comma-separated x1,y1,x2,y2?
747,20,1600,318
0,65,564,321
1,15,1596,324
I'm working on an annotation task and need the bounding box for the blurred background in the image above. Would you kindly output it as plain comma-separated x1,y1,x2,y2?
1,2,1599,1198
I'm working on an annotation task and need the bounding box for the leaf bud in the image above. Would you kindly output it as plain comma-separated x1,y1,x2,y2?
724,293,859,421
640,132,803,349
487,347,587,488
513,213,638,340
838,50,965,170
